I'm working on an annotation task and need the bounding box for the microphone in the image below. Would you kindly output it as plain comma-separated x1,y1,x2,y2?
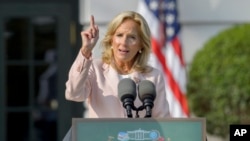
138,80,156,118
118,78,137,118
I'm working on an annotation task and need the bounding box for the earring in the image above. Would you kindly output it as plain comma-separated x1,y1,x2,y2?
139,50,142,53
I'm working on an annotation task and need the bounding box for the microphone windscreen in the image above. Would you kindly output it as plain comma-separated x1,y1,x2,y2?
138,80,156,101
118,78,137,101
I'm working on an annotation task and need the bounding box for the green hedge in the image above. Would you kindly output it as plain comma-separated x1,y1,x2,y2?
187,24,250,138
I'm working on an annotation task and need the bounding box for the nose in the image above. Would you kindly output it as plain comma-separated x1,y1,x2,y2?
120,36,129,46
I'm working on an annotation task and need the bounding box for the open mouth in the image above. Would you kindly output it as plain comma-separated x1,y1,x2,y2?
119,49,129,53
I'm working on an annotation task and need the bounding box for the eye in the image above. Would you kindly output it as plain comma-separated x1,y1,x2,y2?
129,35,136,40
116,33,123,37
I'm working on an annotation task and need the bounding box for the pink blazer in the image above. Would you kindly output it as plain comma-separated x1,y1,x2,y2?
65,51,171,118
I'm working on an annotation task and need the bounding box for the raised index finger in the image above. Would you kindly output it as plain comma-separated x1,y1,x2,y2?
90,15,95,28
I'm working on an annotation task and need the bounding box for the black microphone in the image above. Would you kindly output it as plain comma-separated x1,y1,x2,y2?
138,80,156,118
118,78,137,118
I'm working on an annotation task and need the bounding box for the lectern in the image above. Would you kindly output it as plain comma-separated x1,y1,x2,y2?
72,118,206,141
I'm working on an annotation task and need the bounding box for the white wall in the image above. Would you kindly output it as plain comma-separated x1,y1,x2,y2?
179,0,250,22
178,0,250,65
79,0,138,24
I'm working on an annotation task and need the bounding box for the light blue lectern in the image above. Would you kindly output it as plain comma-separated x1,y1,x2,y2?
72,118,206,141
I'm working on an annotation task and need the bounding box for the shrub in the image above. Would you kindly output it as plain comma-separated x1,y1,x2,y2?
187,24,250,138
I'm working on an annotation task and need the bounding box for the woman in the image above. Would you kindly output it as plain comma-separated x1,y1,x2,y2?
65,11,171,118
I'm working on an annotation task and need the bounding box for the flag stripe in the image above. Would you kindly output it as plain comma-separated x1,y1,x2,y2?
151,38,189,116
172,37,185,66
166,39,186,93
138,0,189,117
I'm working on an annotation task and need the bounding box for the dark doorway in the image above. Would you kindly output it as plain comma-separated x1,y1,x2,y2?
0,3,75,141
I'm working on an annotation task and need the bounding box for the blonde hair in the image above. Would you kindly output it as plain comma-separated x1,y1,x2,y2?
101,11,152,73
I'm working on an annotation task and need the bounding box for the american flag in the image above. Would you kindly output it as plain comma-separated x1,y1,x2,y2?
137,0,189,117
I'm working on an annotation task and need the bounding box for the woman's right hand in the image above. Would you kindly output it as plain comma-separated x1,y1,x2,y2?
81,15,99,58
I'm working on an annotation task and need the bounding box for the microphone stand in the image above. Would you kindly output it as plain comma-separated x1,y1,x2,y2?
133,105,145,118
126,104,152,118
